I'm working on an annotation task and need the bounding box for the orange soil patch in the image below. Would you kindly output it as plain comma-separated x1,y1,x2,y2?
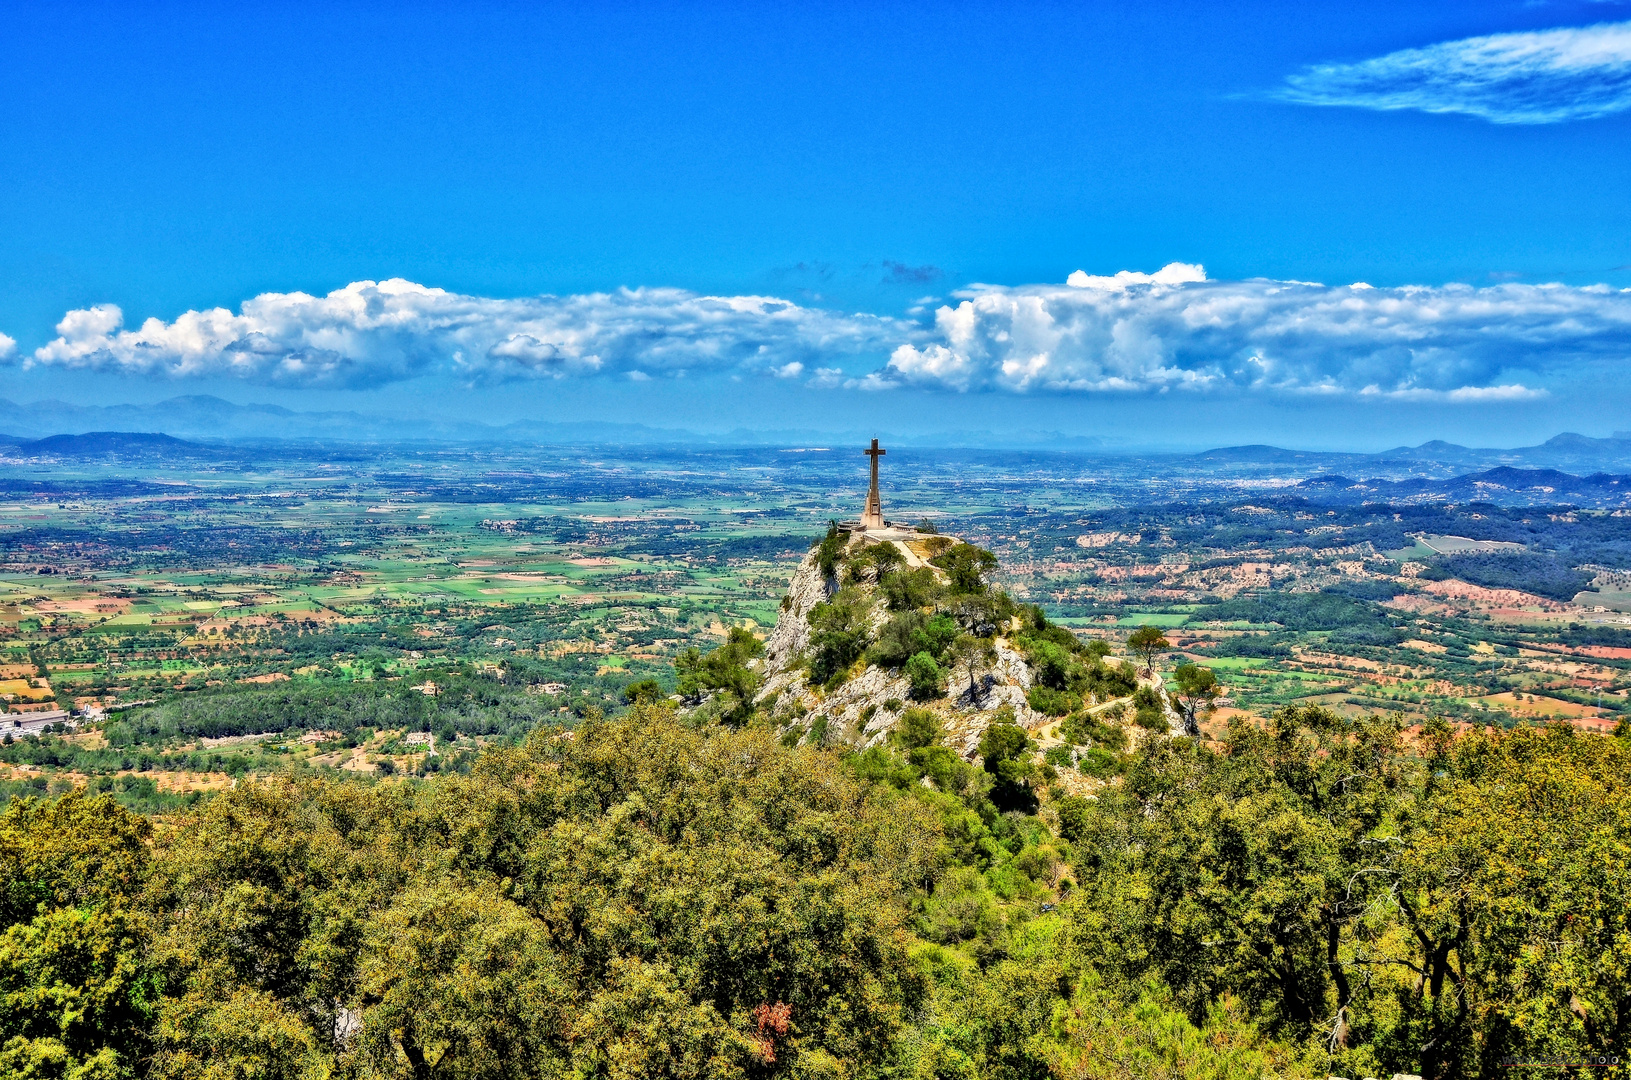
236,672,291,684
1400,720,1483,748
1383,594,1452,616
1420,579,1565,610
1481,691,1604,720
1297,651,1386,672
1205,706,1261,732
1528,643,1631,662
37,597,132,615
1566,715,1619,734
1402,639,1447,654
119,769,233,793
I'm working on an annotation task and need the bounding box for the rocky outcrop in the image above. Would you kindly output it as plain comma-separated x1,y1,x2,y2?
762,550,832,672
754,533,1049,756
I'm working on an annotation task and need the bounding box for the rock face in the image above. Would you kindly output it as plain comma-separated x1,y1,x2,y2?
762,549,832,673
754,533,1048,756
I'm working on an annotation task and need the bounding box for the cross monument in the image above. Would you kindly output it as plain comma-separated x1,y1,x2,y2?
861,438,886,530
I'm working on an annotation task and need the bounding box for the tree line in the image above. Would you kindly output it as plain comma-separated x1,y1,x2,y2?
5,698,1627,1078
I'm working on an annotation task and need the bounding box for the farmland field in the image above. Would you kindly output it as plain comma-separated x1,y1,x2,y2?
2,440,1630,805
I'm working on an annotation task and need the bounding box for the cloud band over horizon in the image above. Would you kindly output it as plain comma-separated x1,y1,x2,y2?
13,268,1631,401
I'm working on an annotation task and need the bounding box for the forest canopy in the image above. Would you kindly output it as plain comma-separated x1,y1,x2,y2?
4,703,1628,1079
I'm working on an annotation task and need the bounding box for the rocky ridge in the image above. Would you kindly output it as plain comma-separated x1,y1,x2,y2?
754,529,1108,760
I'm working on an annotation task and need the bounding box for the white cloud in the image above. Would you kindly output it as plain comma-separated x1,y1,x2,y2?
24,278,907,388
1378,384,1550,402
18,269,1631,402
0,330,15,360
1272,19,1631,124
1066,262,1207,289
877,272,1631,397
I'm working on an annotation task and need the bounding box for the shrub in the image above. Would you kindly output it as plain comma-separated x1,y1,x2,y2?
1061,710,1128,751
816,520,847,578
622,677,663,704
881,567,942,611
897,708,943,749
808,592,870,686
1134,706,1168,732
1077,747,1122,778
905,652,944,700
1027,685,1078,716
930,543,999,594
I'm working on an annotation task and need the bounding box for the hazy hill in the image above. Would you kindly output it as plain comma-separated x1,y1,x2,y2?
1294,466,1631,507
14,431,206,457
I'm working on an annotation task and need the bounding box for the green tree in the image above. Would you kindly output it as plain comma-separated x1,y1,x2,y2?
870,611,959,670
896,707,944,750
1066,706,1445,1076
1131,685,1168,732
843,539,905,586
1170,663,1218,736
1125,625,1170,677
930,543,999,594
357,883,568,1080
1053,795,1093,843
945,633,996,700
816,520,847,578
675,626,764,722
807,591,871,686
905,652,945,700
880,566,942,611
0,791,155,1080
1396,723,1631,1076
978,708,1037,813
144,706,939,1079
623,677,663,705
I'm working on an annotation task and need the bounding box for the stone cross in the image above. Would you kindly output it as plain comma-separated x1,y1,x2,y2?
861,438,886,529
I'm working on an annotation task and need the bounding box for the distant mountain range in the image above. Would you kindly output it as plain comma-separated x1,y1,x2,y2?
1188,433,1631,478
1294,466,1631,507
2,394,1631,479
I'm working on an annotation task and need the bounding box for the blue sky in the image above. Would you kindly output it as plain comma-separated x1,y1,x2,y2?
2,1,1630,450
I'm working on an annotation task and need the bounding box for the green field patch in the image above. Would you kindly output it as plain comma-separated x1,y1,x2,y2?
1114,612,1190,627
1201,656,1271,671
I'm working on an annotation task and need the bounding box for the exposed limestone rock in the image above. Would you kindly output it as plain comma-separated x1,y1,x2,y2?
763,550,832,671
756,533,1052,758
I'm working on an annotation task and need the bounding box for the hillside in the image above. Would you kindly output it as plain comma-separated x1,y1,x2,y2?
733,525,1177,774
5,519,1629,1078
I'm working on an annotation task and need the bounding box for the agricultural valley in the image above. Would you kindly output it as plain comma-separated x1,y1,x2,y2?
4,434,1631,1078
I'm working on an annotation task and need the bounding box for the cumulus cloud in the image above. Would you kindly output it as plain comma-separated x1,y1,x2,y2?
0,330,15,360
17,268,1631,400
23,278,908,389
876,264,1631,397
1066,263,1206,289
1272,19,1631,124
